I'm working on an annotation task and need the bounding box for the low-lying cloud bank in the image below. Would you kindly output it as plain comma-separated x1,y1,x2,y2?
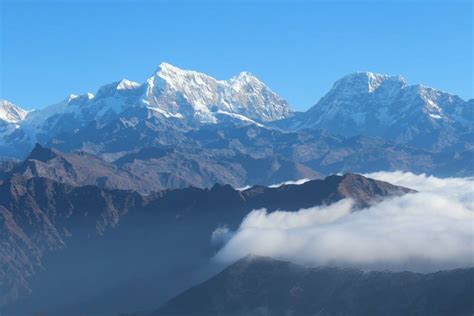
214,172,474,272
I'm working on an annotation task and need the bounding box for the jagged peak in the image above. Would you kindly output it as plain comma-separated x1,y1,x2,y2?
210,182,239,194
158,62,186,74
67,94,79,101
95,79,141,98
155,62,265,88
235,71,259,81
332,71,407,93
116,79,141,90
60,92,94,106
9,63,291,130
0,99,29,123
154,62,218,87
336,172,371,184
229,71,264,87
157,62,203,77
148,62,292,121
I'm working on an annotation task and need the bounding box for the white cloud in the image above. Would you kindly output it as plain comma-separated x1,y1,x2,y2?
211,225,232,246
364,171,474,204
235,185,252,191
214,172,474,272
236,178,313,191
267,178,312,188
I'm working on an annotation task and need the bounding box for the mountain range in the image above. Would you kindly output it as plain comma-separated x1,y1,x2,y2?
1,63,472,183
0,143,320,192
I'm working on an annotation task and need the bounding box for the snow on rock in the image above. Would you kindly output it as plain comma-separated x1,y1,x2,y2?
0,63,293,152
143,62,294,123
295,71,472,149
22,63,292,131
2,65,471,156
0,100,29,123
301,71,467,130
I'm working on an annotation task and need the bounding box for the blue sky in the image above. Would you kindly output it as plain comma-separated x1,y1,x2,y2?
1,0,472,111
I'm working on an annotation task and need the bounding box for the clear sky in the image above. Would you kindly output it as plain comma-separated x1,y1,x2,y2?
0,0,472,111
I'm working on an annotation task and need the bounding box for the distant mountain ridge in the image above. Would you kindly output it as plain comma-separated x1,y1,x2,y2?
1,124,468,195
0,143,320,192
1,123,470,192
0,65,472,177
284,71,473,151
1,63,292,154
1,65,472,150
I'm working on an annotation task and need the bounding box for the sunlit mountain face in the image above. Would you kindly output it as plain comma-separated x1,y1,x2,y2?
1,65,472,178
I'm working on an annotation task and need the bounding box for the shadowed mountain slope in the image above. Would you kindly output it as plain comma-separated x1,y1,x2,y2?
0,173,412,315
152,256,474,316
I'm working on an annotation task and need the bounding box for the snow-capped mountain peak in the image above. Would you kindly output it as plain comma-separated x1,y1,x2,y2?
297,71,472,149
366,72,406,92
0,100,29,123
234,71,260,82
144,62,293,123
67,92,95,106
15,62,292,141
158,62,186,75
331,71,407,95
229,71,265,92
155,62,218,92
116,79,140,91
0,67,471,159
95,79,141,99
